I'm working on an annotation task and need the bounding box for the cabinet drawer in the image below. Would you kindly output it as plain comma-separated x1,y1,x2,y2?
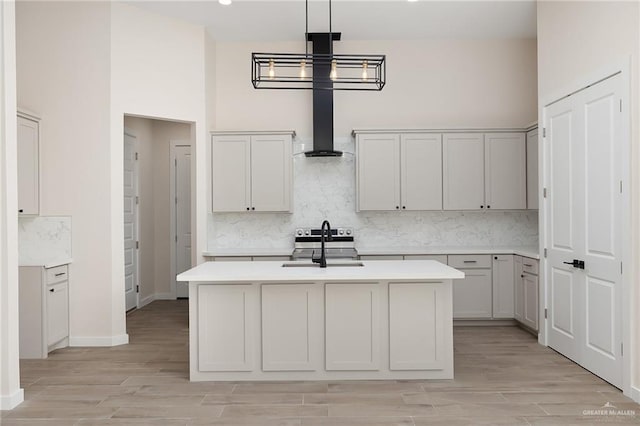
521,258,538,275
46,265,68,284
403,254,448,263
448,255,491,269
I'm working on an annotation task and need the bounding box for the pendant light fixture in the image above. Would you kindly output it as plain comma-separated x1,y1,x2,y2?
251,0,386,91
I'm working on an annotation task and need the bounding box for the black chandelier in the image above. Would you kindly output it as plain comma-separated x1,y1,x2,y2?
251,0,386,91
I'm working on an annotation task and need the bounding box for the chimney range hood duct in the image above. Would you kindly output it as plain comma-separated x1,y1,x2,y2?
305,32,342,157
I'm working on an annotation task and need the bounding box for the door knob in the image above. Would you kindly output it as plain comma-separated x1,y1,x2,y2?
563,259,585,269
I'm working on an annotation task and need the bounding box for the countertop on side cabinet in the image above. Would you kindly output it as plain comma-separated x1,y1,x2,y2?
358,247,540,260
178,260,464,283
19,258,73,268
203,248,293,257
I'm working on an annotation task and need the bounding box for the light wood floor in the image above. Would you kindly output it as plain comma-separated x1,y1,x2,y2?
3,300,638,425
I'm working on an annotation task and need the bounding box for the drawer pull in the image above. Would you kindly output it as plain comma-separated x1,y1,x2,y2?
523,264,533,267
54,272,66,277
49,288,55,292
463,260,477,263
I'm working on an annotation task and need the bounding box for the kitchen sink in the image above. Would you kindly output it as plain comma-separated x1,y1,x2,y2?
282,261,365,268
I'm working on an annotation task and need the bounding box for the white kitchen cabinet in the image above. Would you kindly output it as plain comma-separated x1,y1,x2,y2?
17,112,40,215
19,264,70,359
443,133,485,210
492,255,514,318
523,273,539,331
198,285,255,371
356,133,442,211
526,128,539,209
261,284,319,371
359,255,404,261
211,132,292,213
514,256,524,322
450,259,492,319
484,133,526,210
325,283,380,370
389,282,446,371
403,254,448,263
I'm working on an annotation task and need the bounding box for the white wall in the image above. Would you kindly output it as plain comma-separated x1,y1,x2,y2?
16,1,120,346
0,0,23,410
537,0,639,400
215,38,538,136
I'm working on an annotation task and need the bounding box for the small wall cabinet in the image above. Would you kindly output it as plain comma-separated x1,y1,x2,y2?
17,111,40,215
211,131,293,213
356,133,442,211
526,128,539,209
19,264,70,359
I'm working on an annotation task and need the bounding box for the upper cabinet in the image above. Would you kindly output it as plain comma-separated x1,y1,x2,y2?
443,132,525,210
17,112,40,215
356,132,442,211
211,132,293,213
526,128,539,210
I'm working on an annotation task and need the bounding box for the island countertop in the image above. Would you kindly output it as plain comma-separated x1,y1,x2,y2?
177,259,465,283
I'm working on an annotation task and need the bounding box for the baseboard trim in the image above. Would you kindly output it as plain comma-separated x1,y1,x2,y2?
454,319,518,327
69,334,129,347
0,388,24,410
154,292,176,300
138,294,155,308
631,385,640,404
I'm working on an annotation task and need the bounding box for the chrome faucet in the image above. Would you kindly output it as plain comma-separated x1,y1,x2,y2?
312,220,332,268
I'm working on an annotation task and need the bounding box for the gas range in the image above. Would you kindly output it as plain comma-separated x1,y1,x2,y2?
291,227,358,260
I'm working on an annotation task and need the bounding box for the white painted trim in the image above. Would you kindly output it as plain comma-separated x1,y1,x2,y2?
154,292,175,300
631,386,640,404
211,129,295,137
170,141,191,299
69,334,129,347
138,294,155,308
352,127,531,136
0,389,24,410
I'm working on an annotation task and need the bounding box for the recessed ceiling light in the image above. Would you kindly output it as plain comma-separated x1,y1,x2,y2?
219,0,232,5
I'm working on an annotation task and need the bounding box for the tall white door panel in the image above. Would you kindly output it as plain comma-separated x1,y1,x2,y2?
123,132,138,311
400,134,442,210
174,145,191,299
443,133,485,210
212,135,251,212
250,135,292,212
484,133,526,210
545,73,623,388
356,134,400,211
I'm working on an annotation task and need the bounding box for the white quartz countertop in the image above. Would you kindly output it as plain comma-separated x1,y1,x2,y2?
203,248,293,257
178,260,465,283
19,258,73,268
357,246,540,260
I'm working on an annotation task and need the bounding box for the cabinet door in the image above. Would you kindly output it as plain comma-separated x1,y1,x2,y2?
523,274,539,331
389,282,446,370
443,134,485,210
400,133,442,210
403,254,448,263
17,115,39,215
492,255,514,318
261,284,319,371
484,133,526,210
198,285,254,371
452,269,492,318
526,129,539,209
356,134,400,211
514,256,524,322
46,282,69,346
250,134,292,212
212,135,251,212
325,283,380,370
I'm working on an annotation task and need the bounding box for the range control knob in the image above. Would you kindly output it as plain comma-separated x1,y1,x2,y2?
338,229,344,235
296,229,303,236
304,230,310,235
346,229,352,235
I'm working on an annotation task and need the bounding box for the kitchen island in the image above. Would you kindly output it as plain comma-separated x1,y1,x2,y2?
177,259,464,382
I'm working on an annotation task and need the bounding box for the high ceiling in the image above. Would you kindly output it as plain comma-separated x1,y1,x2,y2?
126,0,537,41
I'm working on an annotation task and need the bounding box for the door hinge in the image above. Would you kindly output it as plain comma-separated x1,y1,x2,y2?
135,152,139,161
620,262,623,274
543,188,547,198
544,248,547,258
175,158,177,167
175,235,178,243
620,181,623,194
135,196,139,205
136,285,139,293
175,196,178,205
542,128,546,138
544,308,548,319
621,342,623,356
136,241,139,249
620,99,622,112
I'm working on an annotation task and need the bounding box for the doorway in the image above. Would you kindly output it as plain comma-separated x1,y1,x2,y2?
171,142,192,299
123,129,139,311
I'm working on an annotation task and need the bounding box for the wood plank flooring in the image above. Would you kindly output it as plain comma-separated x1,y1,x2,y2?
3,300,638,425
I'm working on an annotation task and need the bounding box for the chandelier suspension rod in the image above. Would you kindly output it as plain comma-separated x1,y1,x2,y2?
305,0,308,57
329,0,333,56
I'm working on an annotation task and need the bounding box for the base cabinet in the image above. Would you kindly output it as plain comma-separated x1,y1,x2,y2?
452,269,492,318
522,273,539,330
19,264,70,359
514,256,539,331
492,255,514,318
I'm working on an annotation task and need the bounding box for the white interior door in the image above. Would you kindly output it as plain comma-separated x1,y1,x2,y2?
545,73,624,388
173,144,191,298
123,132,138,311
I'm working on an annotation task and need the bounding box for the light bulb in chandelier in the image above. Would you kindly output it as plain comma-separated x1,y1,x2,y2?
330,59,337,80
300,60,306,79
361,60,368,80
268,59,275,79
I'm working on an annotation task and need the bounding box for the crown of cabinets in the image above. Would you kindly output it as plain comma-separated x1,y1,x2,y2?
211,132,293,213
355,130,537,212
17,112,40,215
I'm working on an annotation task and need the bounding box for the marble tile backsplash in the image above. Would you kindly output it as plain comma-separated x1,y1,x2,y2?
19,216,72,264
208,137,539,250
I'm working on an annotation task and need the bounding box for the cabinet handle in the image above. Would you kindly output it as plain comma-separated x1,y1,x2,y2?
251,207,255,211
480,205,484,209
54,272,65,277
463,260,477,263
395,206,399,210
487,205,491,209
246,207,250,211
521,274,524,278
494,256,498,260
523,264,533,267
49,288,55,292
18,209,24,213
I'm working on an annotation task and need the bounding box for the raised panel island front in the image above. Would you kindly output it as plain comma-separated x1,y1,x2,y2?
177,259,464,381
